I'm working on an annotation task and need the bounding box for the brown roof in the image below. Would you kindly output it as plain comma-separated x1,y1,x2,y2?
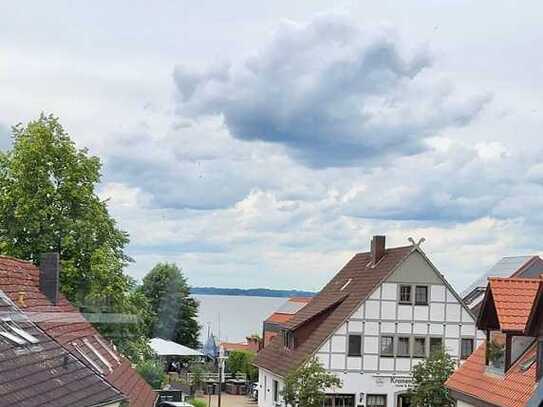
487,277,541,332
253,245,413,377
446,343,537,407
0,291,125,407
0,256,157,407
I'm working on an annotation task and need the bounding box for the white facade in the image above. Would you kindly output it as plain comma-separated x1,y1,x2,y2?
258,250,485,407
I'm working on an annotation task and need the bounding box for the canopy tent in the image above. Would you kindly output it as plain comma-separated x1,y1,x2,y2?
150,337,203,357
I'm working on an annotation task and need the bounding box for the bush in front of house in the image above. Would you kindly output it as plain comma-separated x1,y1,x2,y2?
190,399,207,407
136,359,166,389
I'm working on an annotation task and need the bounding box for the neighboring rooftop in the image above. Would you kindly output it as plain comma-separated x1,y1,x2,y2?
486,277,541,332
446,343,536,407
0,290,126,407
0,255,157,407
462,256,540,298
265,297,311,324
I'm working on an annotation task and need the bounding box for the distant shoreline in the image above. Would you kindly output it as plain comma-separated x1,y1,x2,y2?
191,287,315,298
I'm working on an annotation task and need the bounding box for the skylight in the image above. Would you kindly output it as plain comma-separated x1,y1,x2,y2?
83,338,112,372
8,325,39,344
94,335,120,364
73,341,104,374
0,330,27,345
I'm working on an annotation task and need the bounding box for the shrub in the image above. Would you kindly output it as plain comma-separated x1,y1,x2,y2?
136,359,166,389
190,399,207,407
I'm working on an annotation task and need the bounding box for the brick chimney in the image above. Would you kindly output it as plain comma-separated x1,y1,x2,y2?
371,235,386,265
40,253,60,305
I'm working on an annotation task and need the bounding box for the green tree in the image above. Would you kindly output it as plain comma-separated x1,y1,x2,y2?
0,114,150,360
281,357,341,407
140,263,200,348
226,350,257,381
408,348,456,407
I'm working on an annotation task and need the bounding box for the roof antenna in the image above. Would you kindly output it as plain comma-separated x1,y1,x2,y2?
408,237,426,249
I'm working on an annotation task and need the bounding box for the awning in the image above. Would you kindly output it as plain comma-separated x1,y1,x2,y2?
150,337,203,357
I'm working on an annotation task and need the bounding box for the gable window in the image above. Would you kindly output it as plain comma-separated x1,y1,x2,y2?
272,380,279,402
415,286,428,305
380,336,394,357
399,286,412,304
413,337,426,358
461,338,474,360
397,337,410,357
348,334,362,357
367,394,387,407
430,337,443,354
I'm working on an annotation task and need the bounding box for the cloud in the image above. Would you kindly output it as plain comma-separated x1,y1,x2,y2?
174,14,490,168
0,123,11,150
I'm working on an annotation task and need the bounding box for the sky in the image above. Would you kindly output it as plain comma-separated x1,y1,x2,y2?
2,1,543,293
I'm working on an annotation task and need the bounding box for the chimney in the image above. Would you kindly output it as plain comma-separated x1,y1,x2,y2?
40,253,60,305
371,235,386,265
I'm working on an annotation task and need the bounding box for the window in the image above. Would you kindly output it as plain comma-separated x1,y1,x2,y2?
367,394,387,407
461,338,474,360
282,330,294,349
397,337,410,357
415,286,428,305
400,285,412,304
380,336,394,356
348,334,362,356
413,337,426,358
272,380,278,402
430,337,443,354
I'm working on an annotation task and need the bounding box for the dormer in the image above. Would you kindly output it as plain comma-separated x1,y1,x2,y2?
477,277,541,375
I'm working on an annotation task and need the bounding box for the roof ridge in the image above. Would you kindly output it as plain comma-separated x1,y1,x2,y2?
354,244,413,256
489,276,542,283
0,255,35,264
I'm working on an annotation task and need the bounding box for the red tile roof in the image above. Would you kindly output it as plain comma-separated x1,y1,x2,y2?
446,343,537,407
488,277,541,332
254,245,414,377
0,255,157,407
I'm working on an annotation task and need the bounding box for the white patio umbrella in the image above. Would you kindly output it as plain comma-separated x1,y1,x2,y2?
149,337,203,357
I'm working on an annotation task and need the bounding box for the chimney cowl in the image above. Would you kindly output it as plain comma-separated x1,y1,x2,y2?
40,252,60,305
371,235,386,265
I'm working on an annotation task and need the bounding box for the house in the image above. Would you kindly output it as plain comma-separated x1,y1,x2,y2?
254,236,482,407
262,297,312,347
446,276,543,407
221,336,261,356
462,256,543,315
0,253,157,407
0,289,126,407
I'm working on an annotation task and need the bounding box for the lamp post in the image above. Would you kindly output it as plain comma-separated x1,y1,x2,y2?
217,346,227,407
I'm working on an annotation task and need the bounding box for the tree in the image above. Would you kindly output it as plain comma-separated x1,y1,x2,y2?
408,348,456,407
281,357,341,407
226,350,258,381
0,114,149,360
140,263,200,348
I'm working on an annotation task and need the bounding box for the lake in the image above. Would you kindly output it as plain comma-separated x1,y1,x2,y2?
194,294,286,343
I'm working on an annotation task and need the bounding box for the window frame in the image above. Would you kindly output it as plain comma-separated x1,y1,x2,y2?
415,285,429,305
399,285,412,304
348,334,362,357
366,394,387,407
272,379,279,402
397,336,411,357
460,338,474,360
413,336,427,358
430,337,443,354
380,335,394,357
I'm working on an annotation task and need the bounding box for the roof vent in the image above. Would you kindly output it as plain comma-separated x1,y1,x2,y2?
39,253,60,305
371,235,386,265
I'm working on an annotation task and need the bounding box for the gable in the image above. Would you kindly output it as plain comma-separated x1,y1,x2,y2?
386,250,442,284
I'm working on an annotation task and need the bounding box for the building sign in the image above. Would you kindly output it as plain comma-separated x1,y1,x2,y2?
373,375,413,389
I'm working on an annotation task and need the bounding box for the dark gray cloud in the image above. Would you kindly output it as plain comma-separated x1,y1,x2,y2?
174,14,490,168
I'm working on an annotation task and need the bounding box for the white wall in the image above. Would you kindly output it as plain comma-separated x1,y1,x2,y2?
456,400,476,407
258,368,284,407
